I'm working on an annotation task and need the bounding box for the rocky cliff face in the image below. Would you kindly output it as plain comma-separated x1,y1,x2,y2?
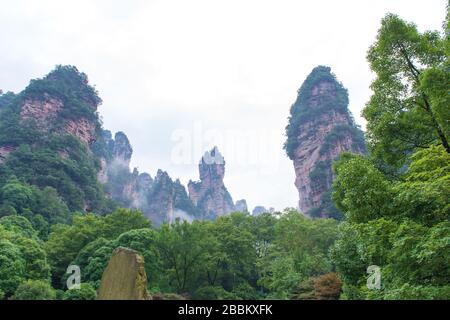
188,147,235,219
100,141,238,223
0,146,14,164
112,132,133,167
146,170,175,224
20,95,63,127
235,199,248,213
95,129,197,225
18,67,101,147
252,206,269,216
0,66,241,222
96,131,135,202
64,118,97,145
285,66,366,219
19,93,98,146
0,66,108,213
145,170,197,225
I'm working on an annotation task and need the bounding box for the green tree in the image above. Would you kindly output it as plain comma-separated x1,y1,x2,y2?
102,208,151,239
0,238,26,297
364,13,449,169
0,177,34,214
393,145,450,225
332,154,394,223
0,215,36,238
45,209,150,288
209,213,257,293
74,228,161,290
35,187,71,225
258,210,338,298
0,217,50,288
156,220,209,293
62,283,97,300
71,237,114,288
331,148,449,299
45,213,105,286
13,280,56,300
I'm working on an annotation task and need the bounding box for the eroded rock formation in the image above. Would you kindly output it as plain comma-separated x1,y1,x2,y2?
235,199,248,213
188,147,235,219
63,118,97,145
252,206,269,216
94,129,203,224
112,132,133,167
285,66,366,218
0,146,14,164
19,94,98,146
20,95,63,127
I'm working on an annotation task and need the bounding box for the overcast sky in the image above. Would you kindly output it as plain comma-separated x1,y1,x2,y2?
0,0,446,211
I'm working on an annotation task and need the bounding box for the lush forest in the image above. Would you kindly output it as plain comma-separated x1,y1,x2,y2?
0,10,449,300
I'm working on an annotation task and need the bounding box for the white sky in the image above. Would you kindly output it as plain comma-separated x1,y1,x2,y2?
0,0,446,211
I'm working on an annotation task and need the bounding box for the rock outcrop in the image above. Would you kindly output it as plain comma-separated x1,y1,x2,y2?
145,170,175,224
1,66,242,224
98,247,150,300
96,131,143,204
20,95,63,128
285,66,366,219
123,169,154,210
145,171,197,225
0,146,14,164
188,147,236,219
20,95,97,146
63,118,97,145
0,66,107,213
111,132,133,168
252,206,269,216
235,199,248,213
19,83,99,147
94,129,199,225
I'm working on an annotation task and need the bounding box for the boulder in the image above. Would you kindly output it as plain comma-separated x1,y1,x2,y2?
98,247,150,300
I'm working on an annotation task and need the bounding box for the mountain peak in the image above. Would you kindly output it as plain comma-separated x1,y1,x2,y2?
285,66,366,218
189,148,235,219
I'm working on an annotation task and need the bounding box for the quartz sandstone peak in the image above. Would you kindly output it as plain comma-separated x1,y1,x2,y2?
252,206,269,216
112,132,133,167
285,66,366,218
146,170,176,224
188,147,235,219
235,199,248,213
17,66,102,146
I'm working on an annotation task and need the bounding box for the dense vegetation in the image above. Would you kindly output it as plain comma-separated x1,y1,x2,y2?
364,14,450,171
0,9,448,301
330,12,450,299
0,67,114,215
0,209,340,300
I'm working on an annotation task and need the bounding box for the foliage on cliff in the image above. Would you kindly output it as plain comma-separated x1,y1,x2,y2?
0,66,113,216
284,66,366,219
284,66,363,160
22,65,101,123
